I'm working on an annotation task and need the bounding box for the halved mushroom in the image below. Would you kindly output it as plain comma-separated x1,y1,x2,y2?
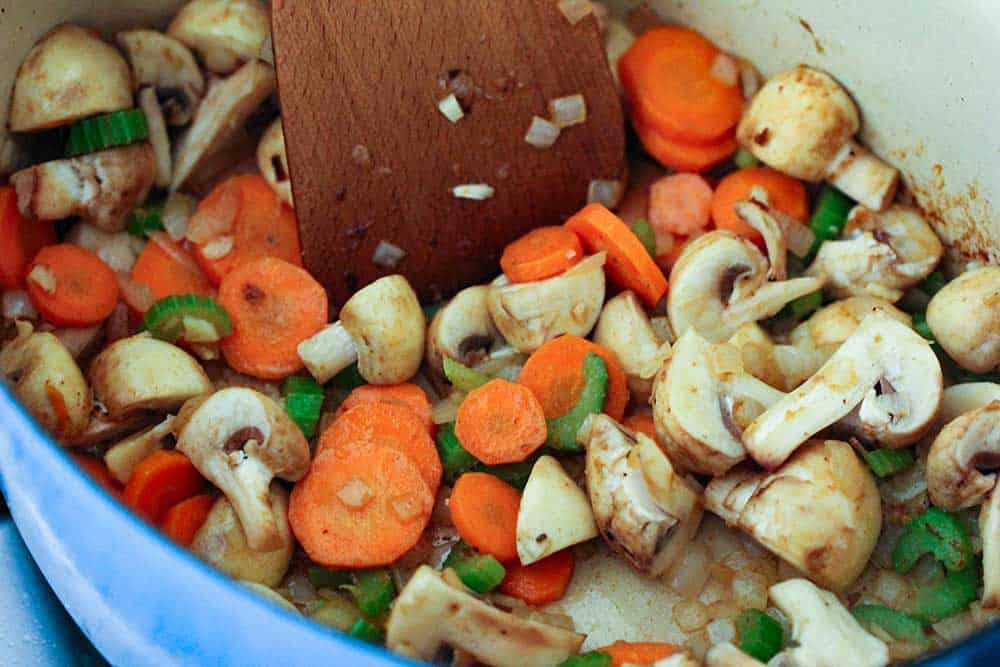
8,25,132,132
168,0,271,74
426,285,503,379
175,388,310,551
298,275,425,385
744,313,941,470
516,455,598,565
190,485,294,586
138,87,173,189
257,119,292,206
787,296,911,349
89,334,213,420
981,490,1000,609
593,290,672,405
64,409,158,448
668,231,823,342
926,401,1000,510
939,382,1000,424
583,414,703,574
116,30,205,126
104,416,176,485
488,252,606,353
651,329,786,475
10,143,157,232
926,267,1000,373
385,565,584,666
737,65,899,212
0,321,91,439
705,439,882,591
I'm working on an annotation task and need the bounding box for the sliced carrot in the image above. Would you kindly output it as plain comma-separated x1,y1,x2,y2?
634,119,737,173
454,379,547,466
499,549,575,606
449,472,520,562
131,235,212,304
123,450,204,523
622,414,658,443
26,244,119,327
218,256,328,380
598,641,681,666
619,26,743,145
500,226,584,283
317,402,441,493
333,383,433,434
0,186,57,290
517,335,629,422
564,203,668,306
191,174,302,286
71,453,123,501
161,493,216,547
648,173,714,237
289,445,434,568
711,166,809,241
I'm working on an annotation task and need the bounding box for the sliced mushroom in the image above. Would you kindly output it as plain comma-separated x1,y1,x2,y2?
767,578,889,667
593,290,672,405
168,0,271,74
926,267,1000,373
516,455,598,565
298,275,425,385
116,30,205,126
386,565,584,666
171,60,276,191
705,439,881,591
0,321,91,439
737,65,899,212
926,401,1000,510
191,486,294,586
744,313,941,470
981,489,1000,609
939,382,1000,424
426,285,503,378
257,119,292,207
10,143,157,232
668,231,823,342
104,416,176,485
64,409,157,448
8,25,132,132
175,388,310,551
138,87,173,188
706,643,765,667
488,252,606,353
787,296,911,349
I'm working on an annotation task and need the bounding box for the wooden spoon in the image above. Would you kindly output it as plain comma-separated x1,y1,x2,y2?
271,0,625,305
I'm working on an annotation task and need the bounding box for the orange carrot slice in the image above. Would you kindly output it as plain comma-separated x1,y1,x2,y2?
500,226,584,283
0,186,57,290
498,548,575,606
598,641,682,666
131,235,212,303
454,379,547,466
333,383,433,434
648,173,714,237
26,244,119,327
634,119,737,173
712,166,809,241
161,493,216,547
123,450,204,523
450,472,520,562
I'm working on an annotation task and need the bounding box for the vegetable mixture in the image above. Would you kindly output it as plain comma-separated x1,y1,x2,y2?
1,1,998,665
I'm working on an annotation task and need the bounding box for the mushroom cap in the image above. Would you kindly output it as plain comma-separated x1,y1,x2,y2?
593,290,671,404
104,416,176,485
168,0,270,74
116,30,205,126
926,267,1000,374
926,401,1000,510
788,296,910,349
256,119,292,206
8,25,133,132
426,284,502,377
939,382,1000,424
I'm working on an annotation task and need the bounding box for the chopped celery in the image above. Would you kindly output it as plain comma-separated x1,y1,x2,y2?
737,609,783,662
484,456,539,491
893,508,973,573
913,312,935,342
912,563,980,624
920,269,947,296
630,219,657,257
443,356,491,392
143,294,232,344
307,565,352,589
443,541,506,593
786,290,823,319
863,448,915,478
330,363,366,391
353,569,395,618
437,422,479,483
546,353,608,451
733,147,760,169
66,109,149,157
808,185,854,257
127,200,166,237
284,376,325,439
349,618,384,644
308,594,360,632
558,651,613,667
851,604,926,642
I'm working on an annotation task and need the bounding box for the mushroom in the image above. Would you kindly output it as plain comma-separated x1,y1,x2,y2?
516,455,598,565
737,65,899,212
190,486,294,586
171,60,276,191
488,252,606,353
651,329,786,475
743,313,941,470
706,643,765,667
240,581,299,614
583,414,703,575
787,296,911,350
926,401,1000,510
385,565,584,666
89,334,213,420
593,290,672,405
175,388,310,551
8,25,132,132
257,119,292,207
10,143,157,232
981,489,1000,609
168,0,271,74
426,285,503,379
668,231,823,343
0,321,91,439
767,578,889,667
926,267,1000,373
138,87,173,189
806,206,943,302
938,382,1000,424
705,439,882,591
298,275,425,385
654,653,700,667
104,416,176,485
64,409,158,448
116,30,206,126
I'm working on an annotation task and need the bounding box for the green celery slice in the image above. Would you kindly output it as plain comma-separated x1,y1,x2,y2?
66,109,149,157
443,356,491,393
851,604,927,642
546,353,608,451
808,185,854,257
443,541,506,594
436,422,479,483
143,294,232,344
893,508,973,573
284,376,325,439
630,219,657,257
863,448,915,478
558,651,613,667
737,609,784,662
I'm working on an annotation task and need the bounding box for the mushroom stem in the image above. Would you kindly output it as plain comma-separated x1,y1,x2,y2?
297,322,358,384
138,87,173,188
981,489,1000,609
825,140,900,212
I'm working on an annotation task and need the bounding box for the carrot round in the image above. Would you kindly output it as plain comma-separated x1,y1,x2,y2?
499,548,575,606
161,493,215,547
450,472,520,562
598,641,681,666
334,383,433,434
634,119,737,173
191,174,302,286
70,453,123,501
619,26,743,145
317,402,441,493
517,335,629,422
123,450,204,523
648,173,714,237
712,166,809,241
26,244,119,327
218,256,328,380
289,445,433,568
454,379,547,466
622,414,658,442
131,236,212,304
0,186,56,290
500,226,584,283
565,203,668,306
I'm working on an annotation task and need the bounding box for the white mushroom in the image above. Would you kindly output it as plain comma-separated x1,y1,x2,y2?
980,489,1000,609
787,296,911,350
426,285,503,379
240,581,299,614
104,416,176,484
10,143,157,232
8,25,132,132
175,388,310,551
938,382,1000,424
138,87,173,188
516,455,598,565
298,275,425,385
767,578,889,667
706,643,765,667
89,334,213,420
0,321,91,439
593,290,672,405
743,313,941,470
737,65,899,211
169,0,271,74
385,566,584,666
116,30,205,126
926,267,1000,373
488,252,607,353
705,439,882,591
64,409,158,448
257,119,292,207
926,401,1000,510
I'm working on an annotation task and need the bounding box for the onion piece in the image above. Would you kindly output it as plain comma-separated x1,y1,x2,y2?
186,179,240,244
105,302,131,343
549,94,587,128
710,53,739,87
432,391,465,424
452,183,495,200
524,116,561,149
557,0,594,25
437,94,464,123
27,265,56,295
738,57,763,100
2,290,37,321
201,235,234,260
116,272,156,313
372,240,406,268
54,325,104,359
587,179,625,209
259,33,274,65
148,232,203,277
163,192,199,241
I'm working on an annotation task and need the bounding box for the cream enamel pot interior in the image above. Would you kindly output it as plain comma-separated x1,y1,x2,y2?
1,0,1000,664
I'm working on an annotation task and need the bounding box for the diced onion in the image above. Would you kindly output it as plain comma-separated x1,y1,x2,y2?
148,232,203,277
437,94,464,123
933,612,977,642
372,240,406,268
666,541,711,598
452,183,495,200
116,272,156,313
186,179,239,243
432,391,464,425
54,325,103,359
524,116,561,149
879,463,927,505
706,618,737,645
557,0,593,25
710,53,739,87
27,265,56,295
587,178,625,209
673,600,710,632
738,57,763,100
285,571,316,604
549,94,587,128
163,192,198,241
731,572,768,610
773,207,816,258
337,479,373,508
2,290,37,320
872,569,913,608
201,235,234,260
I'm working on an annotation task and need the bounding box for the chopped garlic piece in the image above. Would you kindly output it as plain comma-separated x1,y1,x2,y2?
437,93,464,123
28,264,57,295
549,94,587,128
452,183,495,200
525,116,561,149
